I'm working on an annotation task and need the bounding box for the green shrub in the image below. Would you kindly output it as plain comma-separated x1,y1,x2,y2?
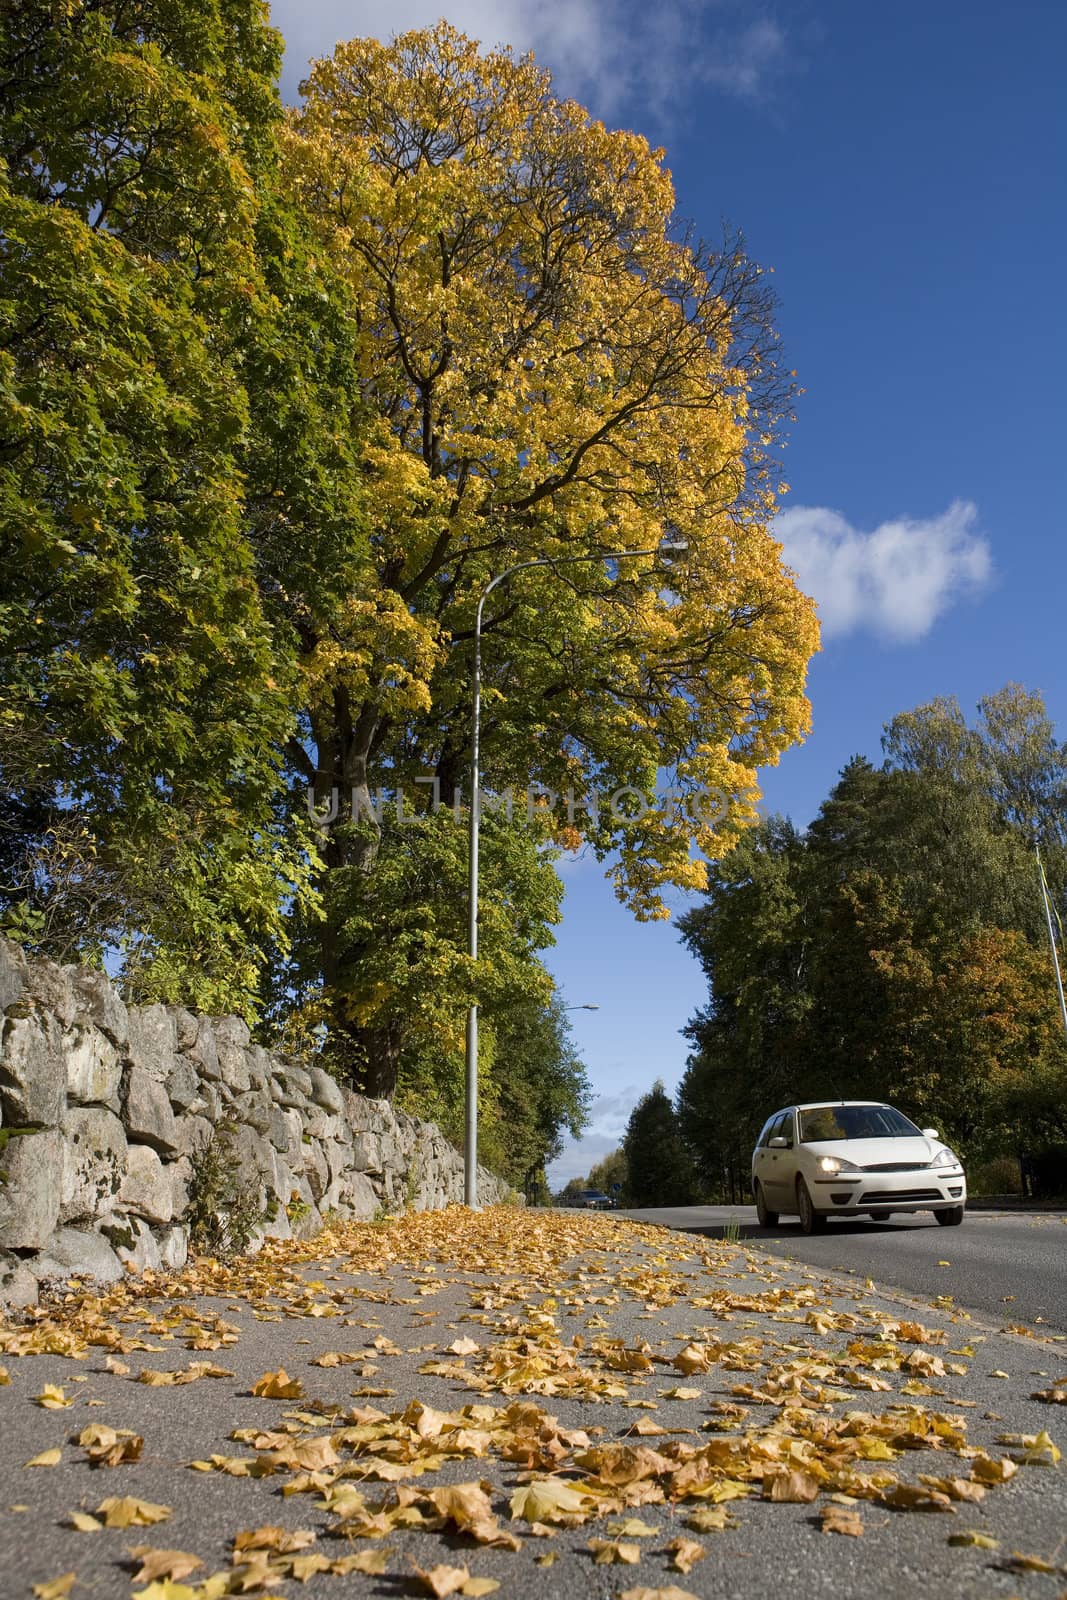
968,1156,1023,1196
188,1124,265,1257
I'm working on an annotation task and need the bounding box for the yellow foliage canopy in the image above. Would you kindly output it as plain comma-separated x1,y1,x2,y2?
282,22,818,914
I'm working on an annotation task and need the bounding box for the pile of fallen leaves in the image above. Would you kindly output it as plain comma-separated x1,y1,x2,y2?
1,1208,1064,1599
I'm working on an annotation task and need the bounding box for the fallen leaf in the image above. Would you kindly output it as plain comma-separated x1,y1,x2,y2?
588,1539,642,1565
127,1549,204,1583
34,1385,74,1410
69,1513,103,1533
820,1504,864,1537
412,1562,471,1597
685,1506,737,1532
460,1581,500,1597
665,1537,707,1572
78,1423,143,1467
250,1368,304,1399
141,1579,227,1600
25,1448,62,1468
995,1429,1061,1466
1002,1553,1059,1574
232,1526,316,1556
617,1588,700,1600
96,1497,172,1529
947,1531,999,1549
763,1468,820,1503
880,1484,954,1513
970,1454,1018,1484
510,1480,595,1524
32,1576,76,1599
672,1344,711,1375
331,1550,391,1575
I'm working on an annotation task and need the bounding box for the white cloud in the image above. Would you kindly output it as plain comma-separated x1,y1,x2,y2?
268,0,788,116
775,499,993,643
545,1085,640,1186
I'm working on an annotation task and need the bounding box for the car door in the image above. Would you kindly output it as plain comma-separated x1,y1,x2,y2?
757,1113,791,1207
772,1109,799,1205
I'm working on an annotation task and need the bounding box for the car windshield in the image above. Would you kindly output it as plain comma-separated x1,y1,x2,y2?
798,1105,921,1142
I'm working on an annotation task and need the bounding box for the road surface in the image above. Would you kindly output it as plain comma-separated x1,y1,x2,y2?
618,1205,1067,1335
2,1209,1066,1599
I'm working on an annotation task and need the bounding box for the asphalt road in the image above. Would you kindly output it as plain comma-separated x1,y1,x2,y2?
617,1206,1067,1336
1,1212,1066,1599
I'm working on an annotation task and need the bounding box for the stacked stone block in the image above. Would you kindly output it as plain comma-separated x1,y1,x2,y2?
0,940,510,1306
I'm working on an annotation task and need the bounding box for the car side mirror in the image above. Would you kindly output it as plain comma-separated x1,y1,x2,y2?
921,1127,939,1139
768,1136,788,1149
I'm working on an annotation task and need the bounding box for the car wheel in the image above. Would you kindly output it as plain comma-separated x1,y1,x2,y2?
754,1182,778,1228
935,1205,965,1226
868,1209,891,1222
796,1177,826,1234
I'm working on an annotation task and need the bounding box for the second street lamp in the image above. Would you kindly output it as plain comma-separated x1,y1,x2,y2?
464,542,687,1207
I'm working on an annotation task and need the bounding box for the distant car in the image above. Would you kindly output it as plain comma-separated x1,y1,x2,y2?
575,1189,613,1209
751,1101,967,1234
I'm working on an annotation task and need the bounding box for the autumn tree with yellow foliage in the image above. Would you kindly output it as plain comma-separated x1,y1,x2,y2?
262,24,818,1089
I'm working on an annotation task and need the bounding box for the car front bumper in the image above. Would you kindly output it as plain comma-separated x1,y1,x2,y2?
812,1170,967,1213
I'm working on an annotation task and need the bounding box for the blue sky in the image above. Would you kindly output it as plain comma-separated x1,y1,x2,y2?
268,1,1067,1182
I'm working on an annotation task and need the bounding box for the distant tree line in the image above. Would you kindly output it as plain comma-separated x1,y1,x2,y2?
677,685,1067,1201
560,686,1067,1209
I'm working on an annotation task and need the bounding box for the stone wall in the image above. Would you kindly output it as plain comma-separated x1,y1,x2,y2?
0,940,511,1306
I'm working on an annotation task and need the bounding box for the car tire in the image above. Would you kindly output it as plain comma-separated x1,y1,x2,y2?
935,1205,965,1226
754,1183,778,1228
868,1209,891,1222
796,1177,826,1234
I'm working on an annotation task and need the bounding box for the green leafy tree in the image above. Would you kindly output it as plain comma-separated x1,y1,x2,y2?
678,687,1067,1188
622,1081,696,1206
0,0,313,1012
587,1148,628,1198
480,996,591,1201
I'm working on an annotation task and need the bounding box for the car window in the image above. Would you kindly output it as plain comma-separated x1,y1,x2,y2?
757,1115,779,1147
799,1105,922,1142
767,1113,793,1152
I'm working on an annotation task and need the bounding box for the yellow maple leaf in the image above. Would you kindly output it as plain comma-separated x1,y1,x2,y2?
95,1496,171,1529
127,1549,204,1584
34,1384,74,1409
250,1368,304,1399
412,1562,471,1597
32,1575,76,1600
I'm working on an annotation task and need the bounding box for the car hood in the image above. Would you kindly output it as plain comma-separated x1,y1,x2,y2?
803,1136,943,1167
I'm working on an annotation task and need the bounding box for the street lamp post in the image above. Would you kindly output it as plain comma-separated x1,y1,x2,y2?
464,543,686,1207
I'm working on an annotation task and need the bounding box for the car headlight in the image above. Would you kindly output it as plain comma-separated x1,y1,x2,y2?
929,1148,960,1168
818,1156,860,1174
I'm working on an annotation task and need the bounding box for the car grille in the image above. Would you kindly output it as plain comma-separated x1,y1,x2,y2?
859,1187,941,1202
863,1162,926,1173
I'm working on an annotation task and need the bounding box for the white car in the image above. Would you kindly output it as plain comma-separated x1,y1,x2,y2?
751,1101,967,1233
